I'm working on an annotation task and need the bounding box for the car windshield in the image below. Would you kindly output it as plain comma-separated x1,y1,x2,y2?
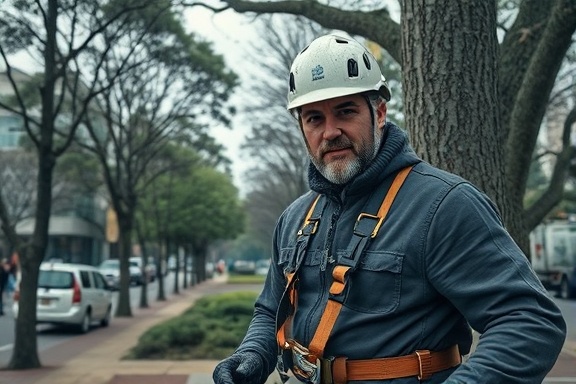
38,270,74,289
100,260,119,268
129,261,139,267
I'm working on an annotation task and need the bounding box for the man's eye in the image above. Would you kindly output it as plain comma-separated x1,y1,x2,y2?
306,115,322,124
339,108,356,115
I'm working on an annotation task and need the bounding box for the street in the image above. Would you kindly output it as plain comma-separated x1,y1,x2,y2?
0,272,182,367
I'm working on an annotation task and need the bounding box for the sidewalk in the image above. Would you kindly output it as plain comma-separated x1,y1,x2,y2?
0,275,282,384
1,275,575,384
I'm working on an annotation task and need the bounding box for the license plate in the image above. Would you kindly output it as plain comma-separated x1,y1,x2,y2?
39,298,52,305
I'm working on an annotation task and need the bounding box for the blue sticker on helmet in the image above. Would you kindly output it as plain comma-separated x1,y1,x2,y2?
312,65,324,81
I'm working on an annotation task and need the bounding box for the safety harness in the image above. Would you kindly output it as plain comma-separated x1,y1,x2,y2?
276,166,461,383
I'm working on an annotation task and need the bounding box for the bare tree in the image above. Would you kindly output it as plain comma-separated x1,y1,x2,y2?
186,0,576,254
0,0,166,369
239,17,319,248
0,151,37,227
79,4,237,316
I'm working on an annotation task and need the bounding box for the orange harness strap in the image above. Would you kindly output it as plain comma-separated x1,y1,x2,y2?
277,194,322,350
307,165,413,361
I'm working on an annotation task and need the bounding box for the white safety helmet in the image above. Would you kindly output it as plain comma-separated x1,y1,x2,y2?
287,34,391,111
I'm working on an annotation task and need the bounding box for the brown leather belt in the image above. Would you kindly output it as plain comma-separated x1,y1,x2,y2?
321,345,461,384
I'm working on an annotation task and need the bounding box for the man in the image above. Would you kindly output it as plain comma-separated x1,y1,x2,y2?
0,258,10,316
213,34,566,384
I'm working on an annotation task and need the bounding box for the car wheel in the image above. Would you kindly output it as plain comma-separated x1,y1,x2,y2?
78,311,91,334
100,306,112,327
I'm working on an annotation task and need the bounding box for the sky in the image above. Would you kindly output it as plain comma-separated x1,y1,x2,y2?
4,3,400,196
5,6,259,195
184,7,261,195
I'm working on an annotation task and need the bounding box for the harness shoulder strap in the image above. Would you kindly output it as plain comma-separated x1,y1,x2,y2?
277,193,326,349
307,165,414,360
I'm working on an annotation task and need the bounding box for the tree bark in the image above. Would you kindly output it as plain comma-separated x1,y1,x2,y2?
8,0,59,369
114,210,133,317
401,1,504,198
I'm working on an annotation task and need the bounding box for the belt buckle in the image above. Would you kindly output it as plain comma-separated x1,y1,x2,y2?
286,339,321,384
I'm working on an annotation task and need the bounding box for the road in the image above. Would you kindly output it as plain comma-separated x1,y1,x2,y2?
0,272,181,367
556,296,576,341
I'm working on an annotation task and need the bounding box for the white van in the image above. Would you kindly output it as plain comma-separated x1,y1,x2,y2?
530,221,576,299
13,262,114,333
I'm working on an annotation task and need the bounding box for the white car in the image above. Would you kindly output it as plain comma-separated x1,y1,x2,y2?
13,262,113,333
129,257,155,283
99,258,143,287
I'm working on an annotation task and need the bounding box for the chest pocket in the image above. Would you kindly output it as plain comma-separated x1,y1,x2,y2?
341,250,404,314
278,247,323,273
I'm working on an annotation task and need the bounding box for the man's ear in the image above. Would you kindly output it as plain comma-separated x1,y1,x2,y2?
377,101,387,129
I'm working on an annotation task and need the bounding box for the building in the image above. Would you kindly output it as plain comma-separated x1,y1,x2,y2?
0,64,108,266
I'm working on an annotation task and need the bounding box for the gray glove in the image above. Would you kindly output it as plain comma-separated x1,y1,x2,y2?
213,350,269,384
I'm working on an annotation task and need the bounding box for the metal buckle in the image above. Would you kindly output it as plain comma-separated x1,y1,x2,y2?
297,219,320,236
354,213,382,238
415,350,432,381
286,339,321,384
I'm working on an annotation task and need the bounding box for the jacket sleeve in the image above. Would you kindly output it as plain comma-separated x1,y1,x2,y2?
232,212,292,379
425,183,566,383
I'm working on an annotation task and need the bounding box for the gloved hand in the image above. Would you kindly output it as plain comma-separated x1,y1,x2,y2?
213,350,269,384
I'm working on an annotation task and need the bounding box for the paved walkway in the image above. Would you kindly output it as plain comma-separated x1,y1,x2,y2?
0,275,282,384
1,274,575,384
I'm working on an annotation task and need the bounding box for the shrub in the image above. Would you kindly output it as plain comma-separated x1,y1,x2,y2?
126,291,258,360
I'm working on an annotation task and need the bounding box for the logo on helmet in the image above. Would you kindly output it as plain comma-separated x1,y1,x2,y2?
311,65,324,81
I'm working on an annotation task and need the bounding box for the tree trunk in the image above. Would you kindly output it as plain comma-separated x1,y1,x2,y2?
8,251,41,369
9,0,58,369
156,241,166,301
401,0,516,239
135,224,149,308
172,241,180,295
138,257,149,309
115,212,133,317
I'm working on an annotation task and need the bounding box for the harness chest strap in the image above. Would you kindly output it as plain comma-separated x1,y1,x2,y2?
277,167,413,356
308,165,414,360
278,165,461,382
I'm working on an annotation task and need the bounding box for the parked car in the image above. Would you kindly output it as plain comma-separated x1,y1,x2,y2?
129,257,155,283
255,259,271,276
232,260,256,275
146,256,158,281
99,259,143,287
12,262,113,333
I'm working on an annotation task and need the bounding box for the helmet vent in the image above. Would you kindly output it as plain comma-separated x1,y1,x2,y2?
335,38,349,44
363,53,371,70
289,73,296,92
347,59,358,77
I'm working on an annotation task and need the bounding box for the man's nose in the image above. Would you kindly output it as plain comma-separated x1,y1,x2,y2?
323,115,342,141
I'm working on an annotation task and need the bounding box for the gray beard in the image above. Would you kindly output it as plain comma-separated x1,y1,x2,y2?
310,124,383,185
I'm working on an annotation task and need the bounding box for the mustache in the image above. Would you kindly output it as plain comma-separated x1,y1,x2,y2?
319,136,354,155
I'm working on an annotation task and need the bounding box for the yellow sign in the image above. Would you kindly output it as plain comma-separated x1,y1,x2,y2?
106,207,119,243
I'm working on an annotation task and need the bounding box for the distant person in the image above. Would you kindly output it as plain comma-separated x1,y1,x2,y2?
0,258,10,316
213,34,566,383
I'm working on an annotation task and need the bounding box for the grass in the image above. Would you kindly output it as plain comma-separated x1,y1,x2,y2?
125,290,258,360
226,273,266,284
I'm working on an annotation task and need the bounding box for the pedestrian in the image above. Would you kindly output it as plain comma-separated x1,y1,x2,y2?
0,258,10,316
213,34,566,384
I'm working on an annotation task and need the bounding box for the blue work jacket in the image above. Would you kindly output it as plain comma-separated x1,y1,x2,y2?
237,123,566,383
